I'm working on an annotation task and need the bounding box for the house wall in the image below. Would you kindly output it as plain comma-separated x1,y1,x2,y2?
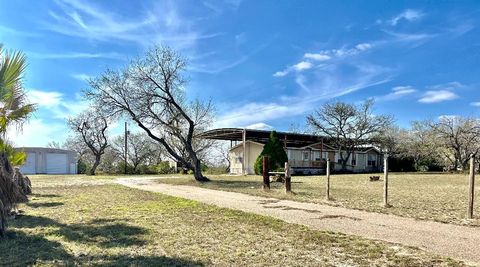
229,141,264,175
229,143,383,174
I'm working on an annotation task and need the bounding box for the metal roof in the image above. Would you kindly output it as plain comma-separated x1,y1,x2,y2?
198,128,328,148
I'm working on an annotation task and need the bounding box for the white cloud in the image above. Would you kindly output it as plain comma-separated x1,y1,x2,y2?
72,73,93,81
418,90,459,103
390,9,424,26
293,61,313,71
245,123,273,130
28,90,63,108
273,70,289,77
274,43,374,78
355,43,372,51
470,102,480,107
304,53,331,61
7,119,68,147
273,60,313,77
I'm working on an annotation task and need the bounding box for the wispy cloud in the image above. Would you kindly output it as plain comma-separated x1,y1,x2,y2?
376,86,416,101
274,42,374,78
28,90,63,108
215,77,390,128
390,9,424,26
72,73,94,82
28,51,125,60
27,89,89,119
43,0,219,50
470,102,480,107
245,122,273,130
0,25,41,37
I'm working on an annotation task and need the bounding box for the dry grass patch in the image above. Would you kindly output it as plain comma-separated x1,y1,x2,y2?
0,176,467,266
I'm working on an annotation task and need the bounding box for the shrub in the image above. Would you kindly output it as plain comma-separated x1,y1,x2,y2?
155,161,176,174
254,131,288,175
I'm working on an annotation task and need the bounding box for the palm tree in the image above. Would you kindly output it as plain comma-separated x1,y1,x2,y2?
0,44,36,236
0,44,36,136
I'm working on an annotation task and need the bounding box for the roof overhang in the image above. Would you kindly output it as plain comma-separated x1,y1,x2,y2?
198,128,328,148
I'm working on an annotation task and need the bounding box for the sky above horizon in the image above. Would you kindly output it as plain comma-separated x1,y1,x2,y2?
1,0,480,147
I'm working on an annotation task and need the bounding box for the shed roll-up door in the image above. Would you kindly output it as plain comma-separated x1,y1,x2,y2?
20,152,36,174
46,153,68,174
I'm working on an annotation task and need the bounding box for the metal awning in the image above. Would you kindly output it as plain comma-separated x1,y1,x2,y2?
198,128,328,148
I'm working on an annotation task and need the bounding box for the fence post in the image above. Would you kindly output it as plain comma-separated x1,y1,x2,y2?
383,153,390,208
468,155,476,219
285,162,291,193
326,158,331,201
262,156,270,190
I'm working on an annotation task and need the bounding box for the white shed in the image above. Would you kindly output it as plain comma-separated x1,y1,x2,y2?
17,147,78,174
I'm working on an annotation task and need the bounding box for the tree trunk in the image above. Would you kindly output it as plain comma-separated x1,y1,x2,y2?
89,155,101,176
0,152,29,237
192,157,208,182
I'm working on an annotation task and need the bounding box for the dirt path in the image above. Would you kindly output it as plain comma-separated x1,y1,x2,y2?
117,177,480,265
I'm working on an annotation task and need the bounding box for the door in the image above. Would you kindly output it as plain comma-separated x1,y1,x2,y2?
20,152,36,174
46,153,68,174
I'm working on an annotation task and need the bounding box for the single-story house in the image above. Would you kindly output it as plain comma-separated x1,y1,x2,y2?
17,147,78,174
201,128,384,175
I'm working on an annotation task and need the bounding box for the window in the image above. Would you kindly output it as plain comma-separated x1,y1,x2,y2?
303,152,309,161
367,154,376,167
314,151,321,161
322,152,328,160
351,153,356,166
236,156,243,164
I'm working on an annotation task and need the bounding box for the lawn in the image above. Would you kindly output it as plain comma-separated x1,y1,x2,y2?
157,172,480,227
0,175,466,266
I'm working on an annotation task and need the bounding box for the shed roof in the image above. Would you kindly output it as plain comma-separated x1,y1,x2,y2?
199,128,329,148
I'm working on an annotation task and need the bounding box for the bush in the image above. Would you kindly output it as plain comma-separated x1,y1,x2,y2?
155,162,176,174
77,158,89,174
254,131,288,175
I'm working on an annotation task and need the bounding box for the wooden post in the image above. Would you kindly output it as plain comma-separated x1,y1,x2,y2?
262,156,270,190
285,162,291,193
326,158,331,200
242,128,246,175
468,155,476,219
383,153,389,208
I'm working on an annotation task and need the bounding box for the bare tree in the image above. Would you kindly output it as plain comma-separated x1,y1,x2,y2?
68,110,109,175
401,121,442,170
307,100,393,171
85,45,213,182
430,116,480,171
46,141,62,149
111,132,156,173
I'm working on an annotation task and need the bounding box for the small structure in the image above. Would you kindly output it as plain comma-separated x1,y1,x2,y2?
17,147,77,174
200,128,383,175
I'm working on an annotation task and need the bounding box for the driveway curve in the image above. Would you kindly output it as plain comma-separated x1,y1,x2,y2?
117,177,480,265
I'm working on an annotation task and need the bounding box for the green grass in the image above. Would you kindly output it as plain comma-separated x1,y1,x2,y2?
157,172,480,226
0,175,466,266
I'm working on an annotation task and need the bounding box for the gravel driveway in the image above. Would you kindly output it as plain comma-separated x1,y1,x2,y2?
117,177,480,265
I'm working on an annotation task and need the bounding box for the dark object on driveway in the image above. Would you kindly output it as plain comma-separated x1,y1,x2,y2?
369,176,380,181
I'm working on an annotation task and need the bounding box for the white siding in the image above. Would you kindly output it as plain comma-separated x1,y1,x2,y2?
20,152,36,174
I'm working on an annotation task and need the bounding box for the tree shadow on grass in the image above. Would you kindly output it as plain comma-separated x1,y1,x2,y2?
209,180,262,189
4,214,204,266
26,202,64,208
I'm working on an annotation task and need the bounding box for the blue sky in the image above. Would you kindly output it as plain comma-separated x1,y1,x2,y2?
1,0,480,146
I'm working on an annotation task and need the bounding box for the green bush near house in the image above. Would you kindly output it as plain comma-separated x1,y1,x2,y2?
254,131,288,175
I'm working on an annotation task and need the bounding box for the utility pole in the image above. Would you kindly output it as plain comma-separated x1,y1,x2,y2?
124,122,128,175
